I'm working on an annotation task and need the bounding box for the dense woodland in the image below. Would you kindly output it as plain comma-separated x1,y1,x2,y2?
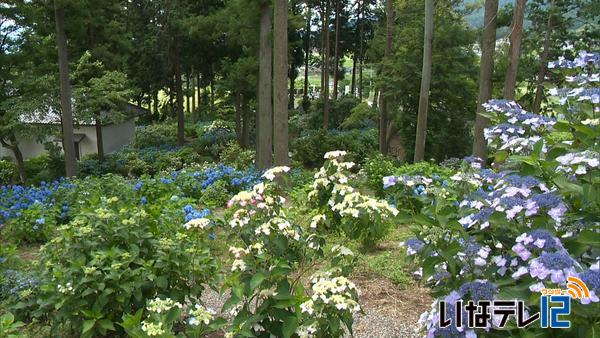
1,0,596,179
0,1,598,337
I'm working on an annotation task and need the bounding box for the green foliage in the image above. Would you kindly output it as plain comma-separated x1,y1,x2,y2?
219,141,255,170
0,312,25,338
133,124,177,149
194,119,237,159
22,146,65,185
4,203,58,245
0,160,18,185
223,168,360,337
308,151,399,249
340,102,377,130
72,51,133,126
362,154,401,197
373,0,478,161
293,129,378,167
33,196,218,337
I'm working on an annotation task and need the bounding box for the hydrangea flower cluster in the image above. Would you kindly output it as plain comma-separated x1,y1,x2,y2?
483,100,556,154
187,304,215,326
405,52,599,336
183,204,211,223
309,151,398,247
458,173,567,230
0,179,73,223
300,272,361,316
555,150,599,175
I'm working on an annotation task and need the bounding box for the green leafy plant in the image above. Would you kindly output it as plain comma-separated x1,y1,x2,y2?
0,160,18,185
0,312,25,338
33,196,219,337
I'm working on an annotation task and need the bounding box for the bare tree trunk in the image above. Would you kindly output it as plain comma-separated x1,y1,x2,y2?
380,0,393,155
192,72,196,118
0,139,26,182
332,0,341,100
414,0,434,162
503,0,526,100
322,0,331,129
174,44,185,147
196,73,201,122
54,2,77,177
532,0,554,114
210,78,215,109
242,95,250,148
257,3,273,170
304,7,311,103
235,91,242,145
289,65,296,109
186,73,191,113
95,115,104,161
358,0,364,100
274,0,289,166
351,53,357,96
472,0,499,162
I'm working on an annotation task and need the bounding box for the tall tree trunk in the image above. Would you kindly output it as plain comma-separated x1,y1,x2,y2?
196,73,201,122
358,0,364,100
242,95,250,148
414,0,434,162
380,0,393,155
0,139,26,182
210,78,215,109
351,53,357,96
257,3,273,170
174,43,184,147
503,0,526,100
95,115,104,161
532,0,554,114
154,91,159,115
472,0,499,162
54,2,77,177
304,7,311,102
186,73,191,113
332,0,341,100
289,65,296,109
192,73,196,118
235,91,242,145
322,0,331,129
274,0,289,166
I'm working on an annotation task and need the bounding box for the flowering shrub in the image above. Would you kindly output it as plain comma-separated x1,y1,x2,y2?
195,119,237,158
221,165,361,337
0,179,73,243
292,128,378,167
120,297,225,337
308,151,399,248
31,195,219,336
396,52,599,337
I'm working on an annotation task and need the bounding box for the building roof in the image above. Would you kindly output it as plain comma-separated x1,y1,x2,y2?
19,102,149,126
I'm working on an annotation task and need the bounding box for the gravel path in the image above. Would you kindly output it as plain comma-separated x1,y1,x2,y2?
200,277,431,338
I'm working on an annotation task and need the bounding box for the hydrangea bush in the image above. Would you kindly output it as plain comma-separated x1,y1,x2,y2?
220,164,361,337
395,52,599,337
308,151,399,248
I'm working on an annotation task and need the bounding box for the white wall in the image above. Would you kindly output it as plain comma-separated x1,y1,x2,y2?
102,119,135,153
0,119,135,161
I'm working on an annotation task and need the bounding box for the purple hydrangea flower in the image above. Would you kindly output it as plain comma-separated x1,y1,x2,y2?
516,229,563,252
529,251,577,284
459,280,497,302
579,269,600,304
405,238,425,255
382,176,397,189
